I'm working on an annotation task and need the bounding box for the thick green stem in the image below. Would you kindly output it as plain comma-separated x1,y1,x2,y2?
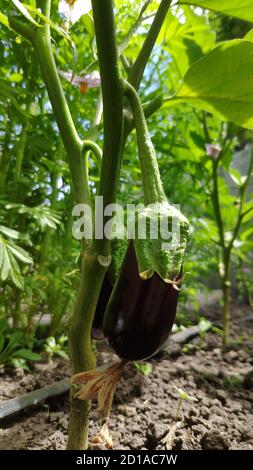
124,81,166,205
67,254,106,449
92,0,124,256
128,0,172,90
67,0,124,450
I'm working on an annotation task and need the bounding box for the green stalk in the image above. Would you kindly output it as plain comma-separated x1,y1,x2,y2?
92,0,124,256
67,0,124,449
83,140,102,170
33,1,89,206
211,157,231,345
211,160,225,251
128,0,172,90
124,81,166,205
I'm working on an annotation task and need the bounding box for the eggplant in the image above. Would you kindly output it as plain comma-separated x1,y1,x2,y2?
92,274,113,340
103,243,180,361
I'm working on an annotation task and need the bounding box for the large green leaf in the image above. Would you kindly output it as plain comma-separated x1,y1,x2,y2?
167,40,253,129
178,0,253,22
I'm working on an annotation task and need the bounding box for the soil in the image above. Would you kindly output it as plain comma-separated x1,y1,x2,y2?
0,299,253,450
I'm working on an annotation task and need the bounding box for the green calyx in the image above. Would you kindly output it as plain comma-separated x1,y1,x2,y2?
108,237,128,284
134,202,189,282
124,80,189,282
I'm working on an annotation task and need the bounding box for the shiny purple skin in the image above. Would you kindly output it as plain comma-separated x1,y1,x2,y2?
92,274,113,340
103,243,180,361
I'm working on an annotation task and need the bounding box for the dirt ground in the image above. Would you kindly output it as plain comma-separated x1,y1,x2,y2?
0,300,253,450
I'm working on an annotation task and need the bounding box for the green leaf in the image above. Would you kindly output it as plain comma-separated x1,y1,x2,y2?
12,349,41,361
0,244,10,282
178,0,253,22
169,40,253,129
10,358,29,370
82,13,94,38
240,227,253,241
10,0,41,27
174,386,198,402
0,12,11,30
46,337,56,349
8,241,33,264
7,249,24,289
56,350,69,360
245,29,253,42
229,168,243,186
0,225,20,239
133,362,153,376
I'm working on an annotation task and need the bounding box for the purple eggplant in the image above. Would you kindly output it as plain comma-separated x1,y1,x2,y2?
103,243,180,361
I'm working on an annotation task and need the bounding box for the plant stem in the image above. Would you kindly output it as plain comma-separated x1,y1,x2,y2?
222,277,230,347
83,140,102,170
67,0,124,449
67,253,107,449
175,398,183,421
128,0,172,90
29,0,90,206
211,160,225,250
92,0,124,256
118,0,152,55
211,158,231,345
124,81,166,205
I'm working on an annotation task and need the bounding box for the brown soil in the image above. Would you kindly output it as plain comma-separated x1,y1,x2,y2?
0,300,253,450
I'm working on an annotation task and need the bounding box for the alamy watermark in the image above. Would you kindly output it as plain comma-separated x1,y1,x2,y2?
72,197,182,250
